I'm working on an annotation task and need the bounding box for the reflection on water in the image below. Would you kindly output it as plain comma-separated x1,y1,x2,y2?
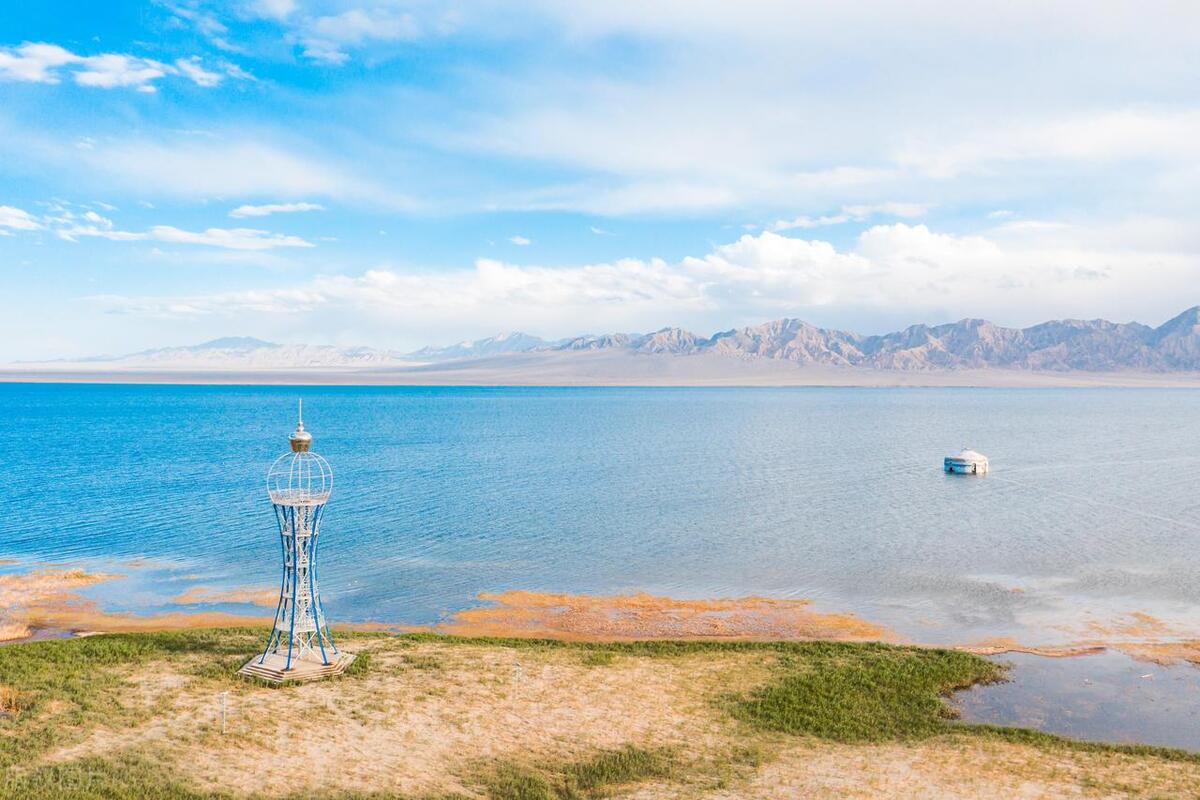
956,650,1200,751
2,384,1200,645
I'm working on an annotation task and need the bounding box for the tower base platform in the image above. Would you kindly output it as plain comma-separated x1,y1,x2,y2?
238,651,355,684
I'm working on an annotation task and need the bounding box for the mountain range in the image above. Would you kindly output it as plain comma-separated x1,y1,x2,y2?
17,306,1200,374
384,307,1200,372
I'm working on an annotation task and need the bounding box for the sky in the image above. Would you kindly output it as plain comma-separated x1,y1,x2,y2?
2,1,1200,359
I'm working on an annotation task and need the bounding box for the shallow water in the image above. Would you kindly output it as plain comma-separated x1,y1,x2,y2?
3,384,1200,646
956,650,1200,751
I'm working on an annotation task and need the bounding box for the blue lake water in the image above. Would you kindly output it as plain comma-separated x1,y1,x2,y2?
3,383,1200,646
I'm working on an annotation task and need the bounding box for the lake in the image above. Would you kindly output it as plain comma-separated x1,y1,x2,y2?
3,383,1199,647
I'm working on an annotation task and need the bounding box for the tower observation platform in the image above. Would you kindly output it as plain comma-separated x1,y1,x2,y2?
239,403,355,683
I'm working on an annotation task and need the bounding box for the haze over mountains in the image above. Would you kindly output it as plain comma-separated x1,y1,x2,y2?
16,306,1200,377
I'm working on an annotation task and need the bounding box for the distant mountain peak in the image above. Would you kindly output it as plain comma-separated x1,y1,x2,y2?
407,332,548,361
193,336,278,350
27,306,1200,374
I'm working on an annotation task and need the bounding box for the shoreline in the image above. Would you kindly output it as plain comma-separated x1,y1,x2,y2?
3,566,1197,666
6,356,1200,389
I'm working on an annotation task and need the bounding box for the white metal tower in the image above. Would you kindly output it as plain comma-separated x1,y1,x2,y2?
240,402,354,682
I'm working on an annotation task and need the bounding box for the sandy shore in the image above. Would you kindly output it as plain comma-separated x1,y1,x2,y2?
3,566,1197,670
6,351,1200,387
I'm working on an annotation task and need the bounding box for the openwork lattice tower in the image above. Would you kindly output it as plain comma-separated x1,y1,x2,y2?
239,402,354,682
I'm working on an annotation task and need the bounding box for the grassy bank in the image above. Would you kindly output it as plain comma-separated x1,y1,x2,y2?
0,629,1197,799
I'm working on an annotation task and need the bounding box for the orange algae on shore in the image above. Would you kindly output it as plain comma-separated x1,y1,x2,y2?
957,637,1106,658
171,585,278,608
0,568,278,641
437,590,895,641
0,568,118,641
1117,640,1200,667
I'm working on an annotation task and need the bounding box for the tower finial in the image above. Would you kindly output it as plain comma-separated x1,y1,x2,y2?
289,400,313,452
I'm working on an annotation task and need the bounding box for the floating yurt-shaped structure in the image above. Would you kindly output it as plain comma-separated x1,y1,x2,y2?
944,448,989,475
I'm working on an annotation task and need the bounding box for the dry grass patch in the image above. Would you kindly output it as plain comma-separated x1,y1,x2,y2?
3,631,1200,800
41,636,764,798
663,737,1200,800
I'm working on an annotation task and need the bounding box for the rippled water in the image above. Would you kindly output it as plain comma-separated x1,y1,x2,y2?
4,383,1200,643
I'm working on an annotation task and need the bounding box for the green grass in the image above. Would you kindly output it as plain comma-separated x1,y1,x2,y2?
0,629,265,767
729,642,1003,742
478,747,674,800
0,754,222,800
1,627,1197,800
579,651,615,667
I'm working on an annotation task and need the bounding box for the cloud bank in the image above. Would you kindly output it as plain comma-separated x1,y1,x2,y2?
0,42,228,92
91,223,1195,344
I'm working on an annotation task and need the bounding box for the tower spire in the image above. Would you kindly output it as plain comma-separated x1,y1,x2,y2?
289,399,313,452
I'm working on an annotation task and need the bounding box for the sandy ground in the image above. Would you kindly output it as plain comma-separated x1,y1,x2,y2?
29,636,1200,799
673,739,1200,800
6,350,1200,387
47,640,764,797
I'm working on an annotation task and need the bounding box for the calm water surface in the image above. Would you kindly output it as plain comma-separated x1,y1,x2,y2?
957,650,1200,751
3,384,1200,646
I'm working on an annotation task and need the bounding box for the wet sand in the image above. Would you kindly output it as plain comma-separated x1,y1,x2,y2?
434,589,894,641
170,586,279,608
4,566,1197,658
0,567,278,641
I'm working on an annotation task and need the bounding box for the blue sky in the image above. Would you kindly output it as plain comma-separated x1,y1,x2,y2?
2,1,1199,359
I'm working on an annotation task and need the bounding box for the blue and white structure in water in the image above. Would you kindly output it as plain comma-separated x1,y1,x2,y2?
240,403,355,682
944,448,990,475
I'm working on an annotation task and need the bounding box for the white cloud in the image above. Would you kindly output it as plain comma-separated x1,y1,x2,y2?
68,138,408,206
771,202,930,231
0,205,42,231
81,210,113,228
73,54,168,91
0,43,78,83
148,226,314,250
164,3,228,38
229,202,324,218
770,213,855,231
0,42,227,91
301,9,422,63
895,109,1200,178
401,3,1200,218
57,222,315,250
252,0,297,21
89,222,1200,337
508,235,531,245
173,57,223,88
843,202,929,219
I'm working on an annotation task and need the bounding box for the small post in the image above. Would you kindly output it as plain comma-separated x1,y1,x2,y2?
220,691,228,735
